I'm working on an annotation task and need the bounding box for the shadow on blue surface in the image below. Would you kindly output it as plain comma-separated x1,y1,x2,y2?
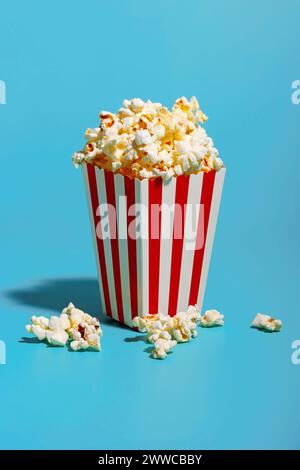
5,277,108,321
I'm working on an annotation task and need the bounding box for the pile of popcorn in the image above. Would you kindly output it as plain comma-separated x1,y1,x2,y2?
72,97,224,181
133,306,225,359
26,303,103,351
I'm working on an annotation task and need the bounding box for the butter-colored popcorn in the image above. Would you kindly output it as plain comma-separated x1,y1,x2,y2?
133,305,200,359
170,305,201,342
26,316,49,341
147,327,171,344
72,97,223,180
46,328,69,347
25,303,103,350
151,331,177,360
26,314,70,346
132,313,169,332
252,313,282,332
200,309,224,327
64,302,103,351
69,323,102,351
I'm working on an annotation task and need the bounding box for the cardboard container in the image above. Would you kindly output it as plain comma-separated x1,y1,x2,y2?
83,163,225,327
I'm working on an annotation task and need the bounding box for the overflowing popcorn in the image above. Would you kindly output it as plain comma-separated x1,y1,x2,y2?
132,305,201,359
25,303,103,351
252,313,282,332
72,97,223,181
200,309,224,327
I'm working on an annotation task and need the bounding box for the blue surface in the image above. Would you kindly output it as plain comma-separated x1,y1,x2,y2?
1,0,300,450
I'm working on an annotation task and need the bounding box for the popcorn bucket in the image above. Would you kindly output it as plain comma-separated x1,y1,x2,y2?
83,163,225,328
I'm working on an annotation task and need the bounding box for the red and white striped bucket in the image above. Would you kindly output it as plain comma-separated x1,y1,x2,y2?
83,163,225,328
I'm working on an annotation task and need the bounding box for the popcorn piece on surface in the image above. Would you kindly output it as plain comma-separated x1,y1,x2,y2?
147,329,173,344
200,309,224,327
26,316,49,341
132,313,170,333
169,305,201,342
64,302,103,351
72,97,224,180
68,320,103,351
25,303,103,350
133,305,200,359
26,314,69,346
252,313,282,332
151,332,177,360
46,329,69,347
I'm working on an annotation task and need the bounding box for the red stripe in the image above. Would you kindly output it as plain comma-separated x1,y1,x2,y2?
148,178,163,314
87,164,112,317
188,171,216,305
124,176,138,320
104,171,125,323
167,175,190,316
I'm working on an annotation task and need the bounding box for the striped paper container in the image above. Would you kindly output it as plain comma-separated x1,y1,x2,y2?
83,163,225,328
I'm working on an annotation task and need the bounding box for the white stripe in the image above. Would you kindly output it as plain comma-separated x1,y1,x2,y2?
134,180,143,316
114,173,132,326
177,173,204,313
82,165,105,313
135,179,149,316
158,179,176,315
197,168,226,312
96,169,119,321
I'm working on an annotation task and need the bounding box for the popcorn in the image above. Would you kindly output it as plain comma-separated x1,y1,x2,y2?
152,333,177,360
134,129,152,146
46,329,69,347
25,303,103,351
66,302,103,351
72,97,223,180
26,314,69,346
200,309,224,327
252,313,282,332
72,152,86,168
132,313,170,333
26,316,49,341
170,305,201,342
132,305,200,359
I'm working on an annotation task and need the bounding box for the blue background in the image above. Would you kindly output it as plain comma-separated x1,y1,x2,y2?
0,0,300,450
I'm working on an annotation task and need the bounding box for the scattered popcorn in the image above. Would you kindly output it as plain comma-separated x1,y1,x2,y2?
252,313,282,332
170,305,201,342
72,97,223,180
26,316,49,341
26,314,69,346
25,303,103,351
152,332,177,360
65,302,103,351
132,313,170,333
46,328,69,347
200,309,224,327
132,305,201,359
